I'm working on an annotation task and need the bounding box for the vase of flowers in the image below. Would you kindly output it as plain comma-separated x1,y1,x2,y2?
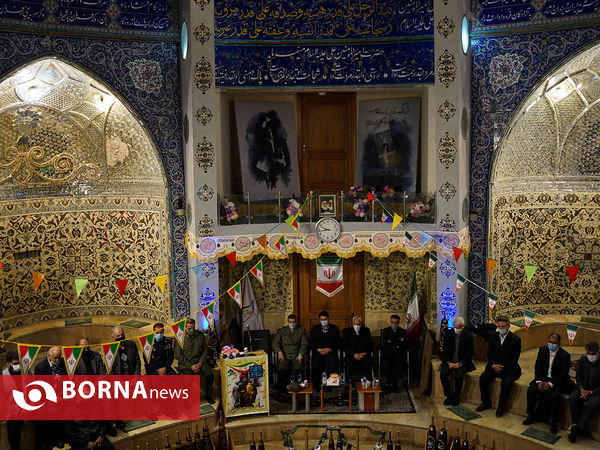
408,200,431,221
382,185,395,199
221,198,239,223
286,198,303,217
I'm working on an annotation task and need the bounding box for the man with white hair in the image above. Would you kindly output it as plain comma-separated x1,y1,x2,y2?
110,326,141,376
440,316,475,406
342,315,373,383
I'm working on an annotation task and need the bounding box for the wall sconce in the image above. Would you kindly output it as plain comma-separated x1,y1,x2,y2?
174,198,185,216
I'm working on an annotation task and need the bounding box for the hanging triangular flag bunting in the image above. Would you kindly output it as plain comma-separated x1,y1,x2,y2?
139,333,155,361
257,235,268,249
275,234,287,257
226,251,237,267
524,310,536,330
404,231,413,247
525,265,538,283
486,259,498,276
101,342,120,375
392,213,403,230
380,211,392,223
453,247,463,262
116,279,128,296
201,301,216,330
192,265,203,280
488,293,498,312
228,280,242,308
428,254,438,271
18,344,41,375
250,259,264,285
0,263,4,270
566,323,579,345
367,192,376,204
285,215,300,233
155,274,167,292
32,272,45,291
62,346,83,377
566,266,580,283
456,274,466,292
171,318,186,349
74,278,88,298
420,233,433,248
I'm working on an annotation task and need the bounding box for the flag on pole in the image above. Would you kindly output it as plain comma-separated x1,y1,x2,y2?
101,342,120,375
228,280,242,307
155,274,167,292
486,259,498,275
428,254,438,271
139,333,154,361
316,256,344,297
257,235,268,249
275,234,287,256
171,318,186,349
285,215,300,234
250,259,264,285
453,247,463,262
456,274,466,292
242,275,264,330
406,274,420,349
367,192,376,204
392,213,403,230
116,279,128,296
226,252,237,267
525,265,538,283
32,272,45,291
62,346,83,376
18,344,41,374
566,267,580,283
566,323,579,345
488,293,498,312
524,310,536,330
201,301,216,330
74,278,88,298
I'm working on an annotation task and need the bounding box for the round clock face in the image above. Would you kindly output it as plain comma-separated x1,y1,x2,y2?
315,217,342,242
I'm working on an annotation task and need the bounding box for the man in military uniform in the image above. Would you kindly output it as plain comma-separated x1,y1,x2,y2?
144,323,176,375
272,314,308,387
380,314,408,392
174,318,215,404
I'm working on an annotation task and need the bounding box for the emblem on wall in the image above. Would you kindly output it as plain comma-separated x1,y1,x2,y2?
194,138,214,172
196,105,213,126
439,214,457,232
194,57,213,94
437,16,455,38
439,182,457,201
438,132,456,168
194,24,211,44
438,100,456,121
437,50,456,87
197,184,214,201
194,0,210,10
198,214,215,237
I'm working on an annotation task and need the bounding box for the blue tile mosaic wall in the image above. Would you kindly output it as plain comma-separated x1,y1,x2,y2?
0,31,189,319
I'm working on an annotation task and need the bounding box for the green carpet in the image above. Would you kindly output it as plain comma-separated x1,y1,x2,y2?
447,405,482,421
65,317,92,326
201,404,216,416
123,420,154,432
581,316,600,324
512,318,540,328
521,426,560,444
120,319,150,328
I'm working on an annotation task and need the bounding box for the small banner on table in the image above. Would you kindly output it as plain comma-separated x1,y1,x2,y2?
316,256,344,297
566,323,579,345
171,319,186,349
139,333,154,361
524,310,536,330
62,347,83,376
488,293,498,312
18,344,41,375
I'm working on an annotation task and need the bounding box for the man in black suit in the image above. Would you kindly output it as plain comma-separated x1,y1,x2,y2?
476,315,521,417
34,346,67,375
110,326,141,375
568,341,600,443
309,310,341,389
523,333,572,433
342,316,373,383
440,316,475,406
74,338,106,375
380,314,407,392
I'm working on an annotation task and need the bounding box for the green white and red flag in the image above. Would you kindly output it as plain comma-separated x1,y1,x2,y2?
139,333,155,361
488,293,498,312
524,310,536,330
428,254,438,271
456,274,466,292
275,234,287,256
18,344,41,374
62,346,83,376
171,318,186,349
316,256,344,297
228,280,242,308
406,274,420,349
201,301,216,330
101,342,120,375
566,323,579,345
250,259,264,285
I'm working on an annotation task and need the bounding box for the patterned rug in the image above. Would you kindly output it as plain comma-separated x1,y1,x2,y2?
521,426,561,444
269,386,416,414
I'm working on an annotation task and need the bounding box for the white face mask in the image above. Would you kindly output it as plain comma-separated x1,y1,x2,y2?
455,328,463,335
353,325,361,333
288,322,296,329
587,354,599,363
11,364,20,372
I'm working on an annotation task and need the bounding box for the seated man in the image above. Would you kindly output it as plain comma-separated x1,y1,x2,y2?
174,318,215,404
74,338,106,375
272,313,308,386
380,314,407,392
144,322,176,375
568,341,600,443
342,316,373,383
440,316,475,406
35,347,67,450
63,421,114,450
523,332,571,434
309,311,340,389
476,315,521,417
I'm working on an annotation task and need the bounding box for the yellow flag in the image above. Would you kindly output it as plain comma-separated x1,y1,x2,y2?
32,272,45,291
155,274,167,292
392,213,403,230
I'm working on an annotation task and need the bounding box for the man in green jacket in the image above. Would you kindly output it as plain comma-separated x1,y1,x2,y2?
174,318,215,404
272,314,308,387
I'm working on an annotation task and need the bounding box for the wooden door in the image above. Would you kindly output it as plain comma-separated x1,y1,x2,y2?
297,93,356,192
294,253,364,334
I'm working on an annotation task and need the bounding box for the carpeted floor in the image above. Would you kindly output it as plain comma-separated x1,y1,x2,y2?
269,386,416,414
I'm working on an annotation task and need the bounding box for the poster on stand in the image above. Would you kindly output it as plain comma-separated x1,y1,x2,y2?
220,350,269,417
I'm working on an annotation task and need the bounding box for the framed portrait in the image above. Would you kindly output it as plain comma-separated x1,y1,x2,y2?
318,194,336,218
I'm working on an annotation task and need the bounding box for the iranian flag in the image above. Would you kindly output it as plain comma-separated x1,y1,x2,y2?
428,254,438,271
566,323,579,345
316,256,344,297
18,344,41,374
524,310,536,330
228,280,242,308
456,274,466,292
139,333,155,361
275,234,287,256
488,293,498,312
201,301,216,330
171,318,186,349
250,259,264,285
101,342,120,375
406,274,420,349
63,346,83,376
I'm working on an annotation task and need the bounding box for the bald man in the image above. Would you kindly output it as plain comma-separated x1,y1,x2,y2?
34,346,67,375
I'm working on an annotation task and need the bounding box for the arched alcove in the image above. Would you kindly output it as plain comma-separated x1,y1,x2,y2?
489,44,600,318
0,57,172,329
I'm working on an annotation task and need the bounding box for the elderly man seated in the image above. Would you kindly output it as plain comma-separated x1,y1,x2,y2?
342,316,373,384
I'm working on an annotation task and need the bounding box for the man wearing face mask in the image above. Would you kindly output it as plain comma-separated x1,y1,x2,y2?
523,333,571,434
476,315,521,417
144,323,176,375
74,338,106,375
110,326,141,376
342,316,373,385
309,311,341,389
440,316,475,406
568,341,600,443
174,318,215,404
272,314,308,387
380,314,407,392
3,351,23,450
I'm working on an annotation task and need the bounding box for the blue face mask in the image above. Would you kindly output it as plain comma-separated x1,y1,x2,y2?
320,320,328,327
498,328,508,335
155,333,163,341
548,343,558,352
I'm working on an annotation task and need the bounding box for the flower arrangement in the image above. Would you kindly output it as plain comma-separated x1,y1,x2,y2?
382,185,395,199
220,345,240,359
409,201,430,218
353,198,368,218
286,198,303,217
349,185,363,198
221,198,239,222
